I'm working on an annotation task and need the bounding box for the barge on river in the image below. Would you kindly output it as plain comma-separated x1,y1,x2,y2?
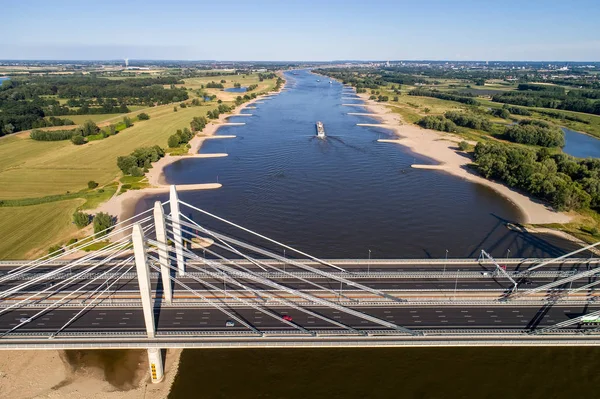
316,121,325,138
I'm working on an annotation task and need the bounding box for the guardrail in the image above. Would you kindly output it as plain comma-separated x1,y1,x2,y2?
1,257,598,267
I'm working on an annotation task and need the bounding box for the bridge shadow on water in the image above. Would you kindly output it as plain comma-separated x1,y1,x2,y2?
468,213,575,263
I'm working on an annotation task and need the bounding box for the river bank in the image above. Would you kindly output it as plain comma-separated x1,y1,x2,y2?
355,92,572,225
0,349,182,399
91,81,286,224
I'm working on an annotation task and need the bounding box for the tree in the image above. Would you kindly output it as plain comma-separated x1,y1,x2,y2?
123,116,133,128
72,211,91,228
87,180,98,189
174,106,178,112
2,123,15,135
458,141,469,151
81,120,99,136
93,212,115,236
129,166,144,177
168,134,181,148
117,155,137,174
137,112,150,120
71,135,85,145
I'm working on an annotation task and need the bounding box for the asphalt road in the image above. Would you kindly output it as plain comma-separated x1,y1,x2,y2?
1,305,597,334
5,275,600,296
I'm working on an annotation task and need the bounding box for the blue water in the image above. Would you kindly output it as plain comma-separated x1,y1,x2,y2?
136,70,576,258
562,127,600,158
0,77,9,83
224,87,247,93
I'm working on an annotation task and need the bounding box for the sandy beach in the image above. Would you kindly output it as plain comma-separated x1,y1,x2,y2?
0,349,182,399
355,93,572,225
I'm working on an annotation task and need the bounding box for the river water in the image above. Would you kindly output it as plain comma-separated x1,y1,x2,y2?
132,70,587,398
136,70,574,259
562,127,600,158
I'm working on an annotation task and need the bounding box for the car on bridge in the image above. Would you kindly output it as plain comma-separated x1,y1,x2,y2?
225,321,235,327
282,315,293,322
19,318,31,323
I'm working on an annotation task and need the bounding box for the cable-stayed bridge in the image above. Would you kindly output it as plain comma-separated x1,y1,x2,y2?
2,186,600,383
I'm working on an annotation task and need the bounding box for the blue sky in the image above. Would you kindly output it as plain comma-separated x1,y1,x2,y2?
2,0,599,61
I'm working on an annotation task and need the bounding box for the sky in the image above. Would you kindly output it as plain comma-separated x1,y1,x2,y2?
2,0,599,61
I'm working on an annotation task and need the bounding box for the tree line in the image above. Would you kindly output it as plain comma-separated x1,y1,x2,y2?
408,88,478,105
0,76,186,134
474,142,600,211
117,146,165,177
492,84,600,116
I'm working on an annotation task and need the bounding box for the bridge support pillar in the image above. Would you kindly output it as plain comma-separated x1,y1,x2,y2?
170,185,186,277
147,348,165,383
153,201,173,304
132,223,156,339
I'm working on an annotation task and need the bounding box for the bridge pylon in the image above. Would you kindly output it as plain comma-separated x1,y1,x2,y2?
153,201,173,304
132,223,164,384
170,185,186,276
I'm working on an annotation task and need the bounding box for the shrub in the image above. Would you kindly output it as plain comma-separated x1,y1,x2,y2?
93,212,115,236
31,129,78,141
117,155,138,174
87,180,98,189
73,211,91,228
130,166,144,177
137,112,150,120
168,134,181,148
81,120,100,136
458,141,469,151
48,245,64,255
67,238,78,246
71,135,86,145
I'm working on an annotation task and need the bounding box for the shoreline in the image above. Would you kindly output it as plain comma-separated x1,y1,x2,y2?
354,92,572,225
92,77,287,223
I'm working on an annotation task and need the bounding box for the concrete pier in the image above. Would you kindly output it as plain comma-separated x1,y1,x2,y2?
411,164,448,170
221,122,246,126
202,135,236,140
147,348,165,383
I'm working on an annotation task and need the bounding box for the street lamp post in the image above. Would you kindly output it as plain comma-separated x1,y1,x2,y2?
454,269,460,301
444,249,448,275
368,249,371,274
506,248,511,260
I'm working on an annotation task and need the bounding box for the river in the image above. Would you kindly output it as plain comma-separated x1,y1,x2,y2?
132,70,585,397
562,127,600,158
136,70,576,259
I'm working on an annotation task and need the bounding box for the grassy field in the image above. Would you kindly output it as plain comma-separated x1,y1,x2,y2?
0,102,230,199
0,199,84,259
182,73,277,101
0,73,279,258
67,106,147,124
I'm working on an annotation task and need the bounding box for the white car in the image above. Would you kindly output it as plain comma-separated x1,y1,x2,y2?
225,321,235,327
19,317,31,323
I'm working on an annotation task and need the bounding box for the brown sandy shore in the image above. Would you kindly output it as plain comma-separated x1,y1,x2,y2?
353,91,572,225
0,349,182,399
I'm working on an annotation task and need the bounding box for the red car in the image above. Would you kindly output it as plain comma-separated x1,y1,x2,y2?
282,315,293,322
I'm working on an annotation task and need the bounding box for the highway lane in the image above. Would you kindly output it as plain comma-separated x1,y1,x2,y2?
2,260,598,275
1,305,598,334
5,276,600,296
